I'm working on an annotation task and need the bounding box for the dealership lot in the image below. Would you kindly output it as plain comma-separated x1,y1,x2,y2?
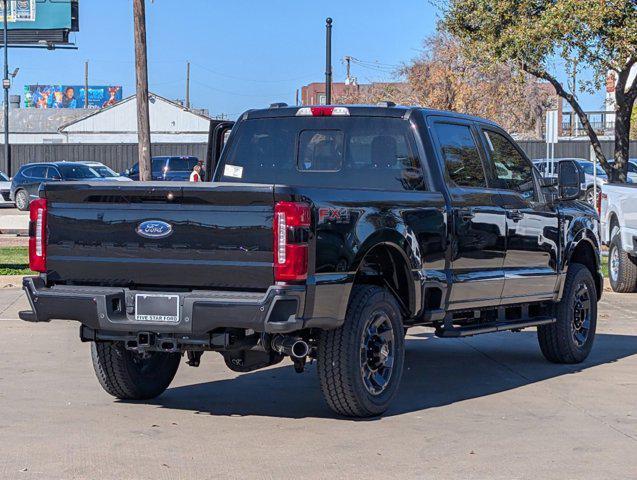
0,288,634,479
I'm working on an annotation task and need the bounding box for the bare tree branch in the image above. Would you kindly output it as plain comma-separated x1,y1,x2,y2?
521,63,610,173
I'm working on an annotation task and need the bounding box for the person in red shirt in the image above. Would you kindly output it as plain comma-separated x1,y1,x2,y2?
189,164,202,182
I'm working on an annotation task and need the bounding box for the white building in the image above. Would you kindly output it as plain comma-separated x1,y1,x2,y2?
0,93,212,144
58,93,212,143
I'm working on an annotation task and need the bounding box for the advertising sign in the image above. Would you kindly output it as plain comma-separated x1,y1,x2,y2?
0,0,78,44
24,85,123,109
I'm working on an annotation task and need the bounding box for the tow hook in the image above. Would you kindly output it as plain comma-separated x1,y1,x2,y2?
187,351,203,367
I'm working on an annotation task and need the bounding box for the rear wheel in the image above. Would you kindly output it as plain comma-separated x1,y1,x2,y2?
584,187,595,206
91,342,181,400
15,190,29,211
537,263,597,364
608,228,637,293
317,285,405,417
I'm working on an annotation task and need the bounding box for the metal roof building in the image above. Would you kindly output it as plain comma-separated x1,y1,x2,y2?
58,93,212,144
0,93,212,145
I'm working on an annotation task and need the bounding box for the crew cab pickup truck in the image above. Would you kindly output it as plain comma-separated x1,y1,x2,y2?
599,182,637,292
20,105,603,418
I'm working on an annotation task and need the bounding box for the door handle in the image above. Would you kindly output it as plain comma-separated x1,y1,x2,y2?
507,210,524,222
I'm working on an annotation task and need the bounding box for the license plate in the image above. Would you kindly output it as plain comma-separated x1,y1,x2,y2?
134,294,180,323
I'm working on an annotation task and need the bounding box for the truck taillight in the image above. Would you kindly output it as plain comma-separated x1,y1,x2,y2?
29,198,48,273
274,201,311,282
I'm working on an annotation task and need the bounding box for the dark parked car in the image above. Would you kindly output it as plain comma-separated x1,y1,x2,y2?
20,105,602,418
123,156,200,181
10,162,103,211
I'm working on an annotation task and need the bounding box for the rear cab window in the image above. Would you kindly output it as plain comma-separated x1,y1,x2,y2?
215,116,426,191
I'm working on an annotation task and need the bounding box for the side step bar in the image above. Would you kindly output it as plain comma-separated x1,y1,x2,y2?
436,317,556,338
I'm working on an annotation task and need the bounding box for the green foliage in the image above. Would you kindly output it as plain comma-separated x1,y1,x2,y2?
441,0,637,182
442,0,636,82
0,247,32,276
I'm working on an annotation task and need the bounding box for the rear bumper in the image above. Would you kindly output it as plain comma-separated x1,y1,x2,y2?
20,276,341,335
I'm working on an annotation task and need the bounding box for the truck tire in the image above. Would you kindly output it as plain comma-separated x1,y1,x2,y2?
584,187,595,206
317,285,405,417
15,190,29,211
537,263,597,364
608,228,637,293
91,342,181,400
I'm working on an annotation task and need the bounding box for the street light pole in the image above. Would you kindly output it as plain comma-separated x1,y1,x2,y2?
325,17,332,105
2,0,10,177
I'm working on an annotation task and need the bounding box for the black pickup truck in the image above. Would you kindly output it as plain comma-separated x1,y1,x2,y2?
20,105,602,417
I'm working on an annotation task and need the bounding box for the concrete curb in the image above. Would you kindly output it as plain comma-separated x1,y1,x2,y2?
0,275,24,289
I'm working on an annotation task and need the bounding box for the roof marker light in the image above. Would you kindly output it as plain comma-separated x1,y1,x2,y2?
296,106,350,117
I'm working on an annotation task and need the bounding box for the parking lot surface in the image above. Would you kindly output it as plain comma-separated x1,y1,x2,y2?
0,207,28,234
0,288,635,480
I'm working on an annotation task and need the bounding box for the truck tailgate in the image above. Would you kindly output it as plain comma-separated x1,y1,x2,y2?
43,182,275,290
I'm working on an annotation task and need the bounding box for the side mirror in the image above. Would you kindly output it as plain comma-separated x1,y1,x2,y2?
557,160,585,201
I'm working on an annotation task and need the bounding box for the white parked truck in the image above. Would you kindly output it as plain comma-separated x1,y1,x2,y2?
599,183,637,292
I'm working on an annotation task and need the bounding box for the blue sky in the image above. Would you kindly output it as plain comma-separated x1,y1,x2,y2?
10,0,604,119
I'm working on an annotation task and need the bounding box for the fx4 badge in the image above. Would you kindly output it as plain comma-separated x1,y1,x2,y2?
319,207,350,224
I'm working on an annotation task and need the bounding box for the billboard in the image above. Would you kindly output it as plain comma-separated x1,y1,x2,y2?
24,85,123,109
0,0,79,44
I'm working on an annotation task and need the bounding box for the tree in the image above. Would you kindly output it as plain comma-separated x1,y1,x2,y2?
334,32,553,138
403,32,553,137
441,0,637,182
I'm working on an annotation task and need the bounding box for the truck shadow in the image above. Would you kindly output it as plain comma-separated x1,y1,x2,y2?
141,331,637,420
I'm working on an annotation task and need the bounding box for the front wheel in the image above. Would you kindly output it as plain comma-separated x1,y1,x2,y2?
537,263,597,364
91,342,181,400
584,187,595,206
317,285,405,418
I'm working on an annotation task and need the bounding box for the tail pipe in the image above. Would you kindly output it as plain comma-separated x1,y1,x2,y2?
271,335,310,359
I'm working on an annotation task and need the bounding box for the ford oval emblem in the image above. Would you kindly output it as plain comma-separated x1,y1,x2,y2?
136,220,173,239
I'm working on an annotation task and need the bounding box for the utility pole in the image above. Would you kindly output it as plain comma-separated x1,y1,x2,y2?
569,60,577,137
344,55,352,85
325,17,332,105
185,61,190,110
84,60,89,108
2,0,10,177
133,0,152,181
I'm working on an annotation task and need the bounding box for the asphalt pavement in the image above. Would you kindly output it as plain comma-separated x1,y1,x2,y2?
0,288,635,480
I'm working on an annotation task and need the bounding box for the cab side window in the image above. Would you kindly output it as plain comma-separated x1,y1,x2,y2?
482,130,537,201
433,122,487,188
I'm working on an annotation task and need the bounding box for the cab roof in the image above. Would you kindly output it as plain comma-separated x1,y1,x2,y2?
242,104,500,127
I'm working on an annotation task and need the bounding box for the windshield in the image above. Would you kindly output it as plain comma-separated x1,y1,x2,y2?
92,165,118,178
151,158,168,173
58,164,101,180
168,157,198,172
579,162,606,177
0,171,8,182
